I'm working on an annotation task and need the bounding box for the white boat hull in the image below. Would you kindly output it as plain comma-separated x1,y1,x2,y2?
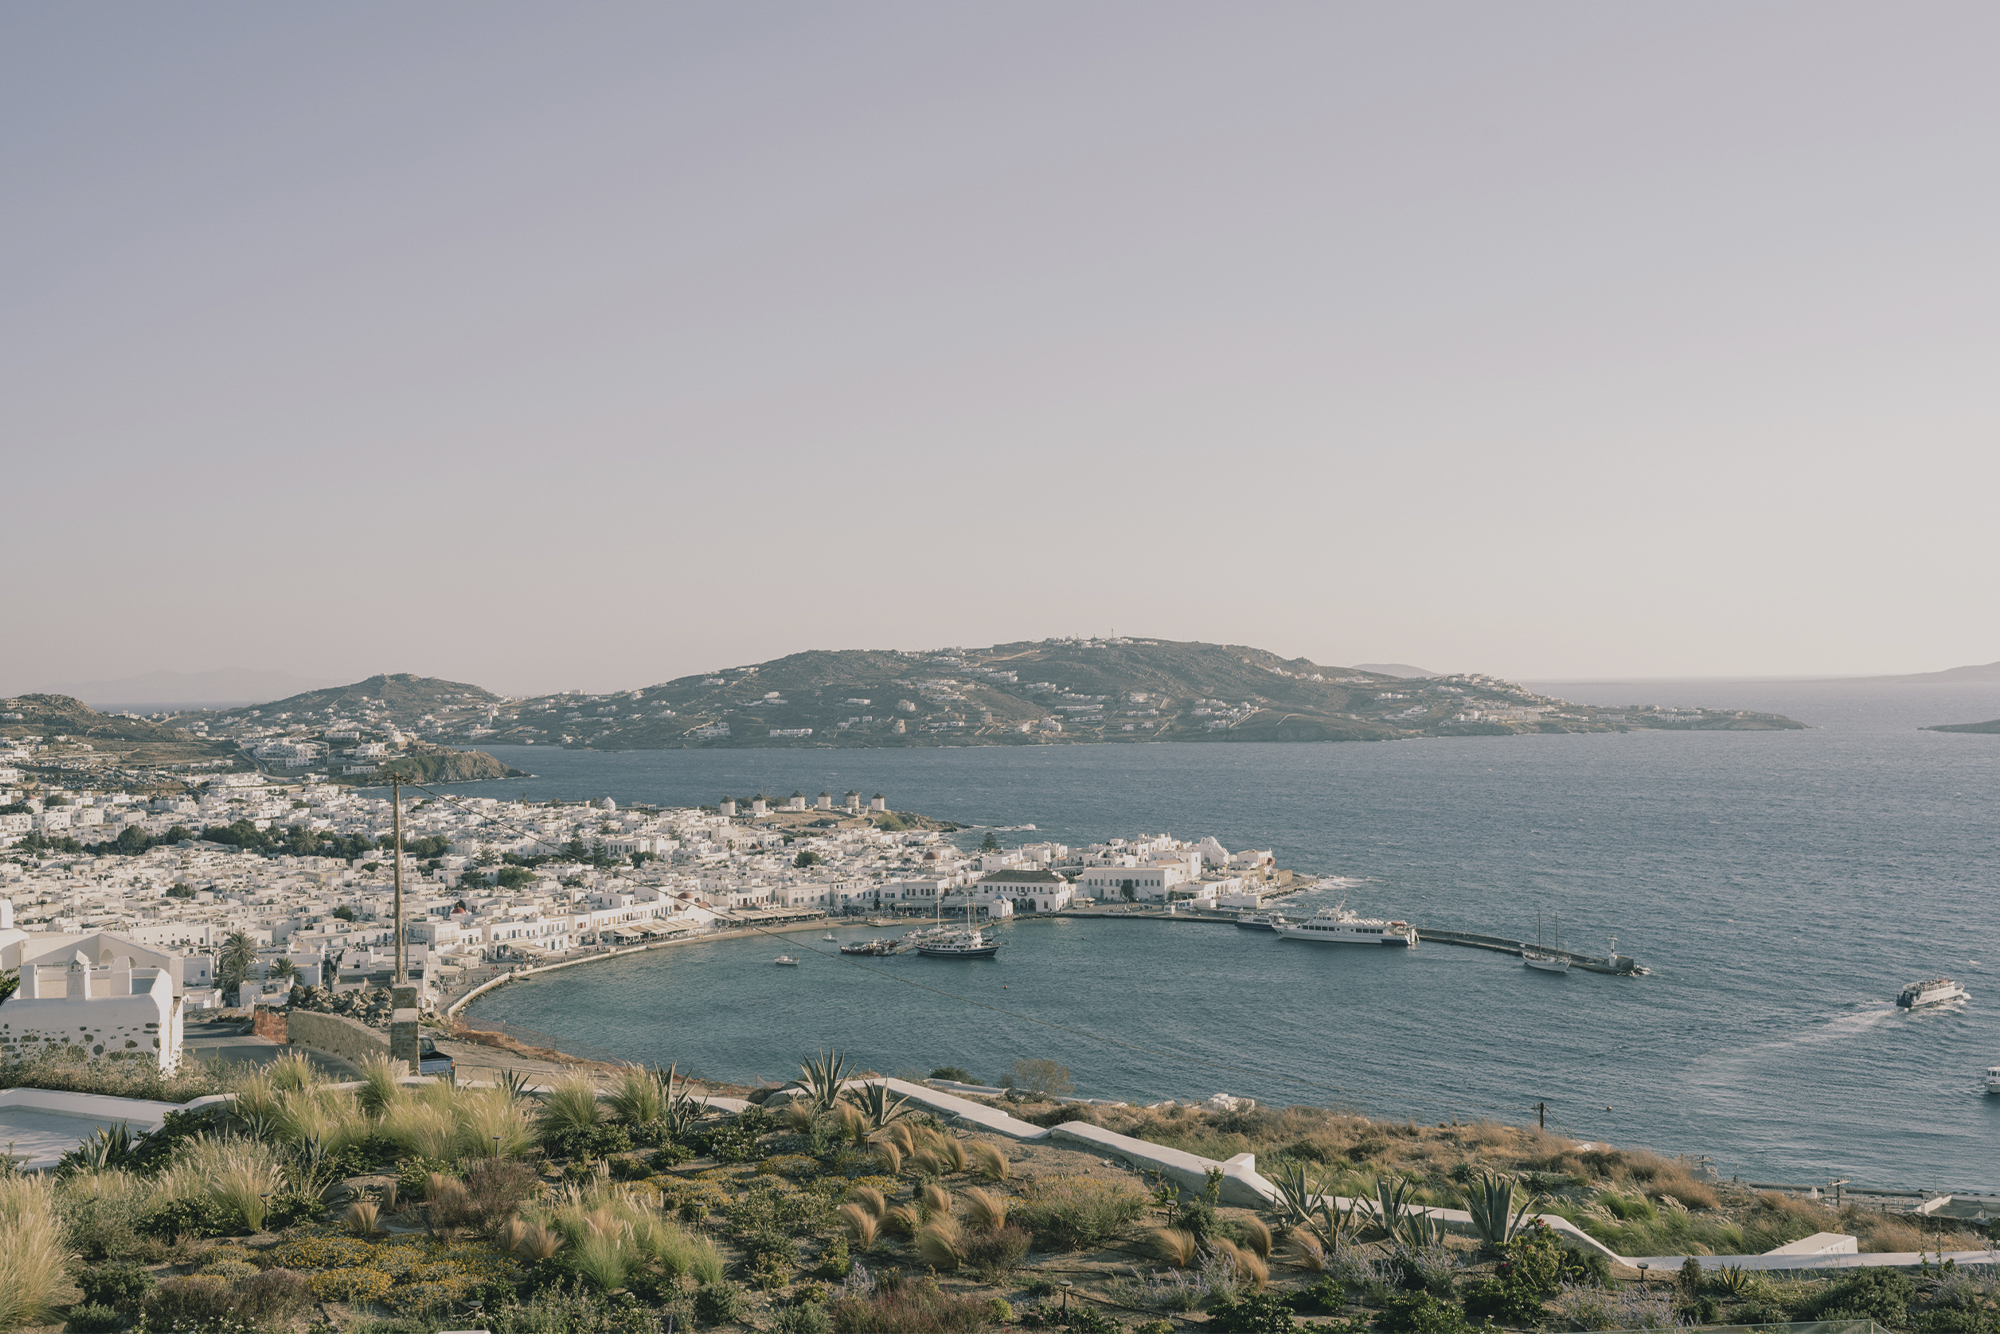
1522,952,1570,974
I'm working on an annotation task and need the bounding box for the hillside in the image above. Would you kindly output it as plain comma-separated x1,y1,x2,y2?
0,693,243,771
338,747,527,784
471,637,1805,749
214,673,507,734
1925,718,2000,734
1868,659,2000,683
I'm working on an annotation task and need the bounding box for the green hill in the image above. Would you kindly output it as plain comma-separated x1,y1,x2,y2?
217,673,506,734
477,637,1806,750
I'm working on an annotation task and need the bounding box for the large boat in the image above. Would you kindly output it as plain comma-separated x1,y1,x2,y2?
916,928,1001,959
839,938,891,956
1235,912,1290,931
1897,978,1967,1009
1274,904,1417,947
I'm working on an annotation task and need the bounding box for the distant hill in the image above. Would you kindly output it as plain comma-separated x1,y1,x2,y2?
0,693,242,768
461,637,1804,750
1866,660,2000,684
1925,719,2000,734
217,673,507,733
38,668,339,707
1352,663,1438,679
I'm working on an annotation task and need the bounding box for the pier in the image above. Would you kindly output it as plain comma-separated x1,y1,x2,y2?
1051,908,1646,974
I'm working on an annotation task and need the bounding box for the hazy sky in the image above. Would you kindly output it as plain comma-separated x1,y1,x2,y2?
5,4,1996,696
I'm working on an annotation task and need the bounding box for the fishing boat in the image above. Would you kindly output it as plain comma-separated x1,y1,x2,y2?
822,932,837,942
1523,911,1570,974
1897,978,1967,1009
1986,1065,2000,1096
1273,903,1417,947
773,955,800,967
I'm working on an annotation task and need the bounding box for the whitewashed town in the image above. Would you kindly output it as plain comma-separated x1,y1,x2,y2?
0,764,1290,1074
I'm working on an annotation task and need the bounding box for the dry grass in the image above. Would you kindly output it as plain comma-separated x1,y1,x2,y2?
1238,1215,1273,1256
915,1215,964,1269
1153,1227,1199,1267
968,1140,1009,1181
839,1203,880,1248
961,1186,1007,1231
847,1186,888,1219
920,1182,953,1218
0,1176,72,1333
873,1142,903,1176
1212,1237,1269,1289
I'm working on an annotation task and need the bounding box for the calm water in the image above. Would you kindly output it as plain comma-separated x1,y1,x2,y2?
441,681,2000,1190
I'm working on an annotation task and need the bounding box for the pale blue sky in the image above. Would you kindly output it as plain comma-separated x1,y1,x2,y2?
4,5,1995,695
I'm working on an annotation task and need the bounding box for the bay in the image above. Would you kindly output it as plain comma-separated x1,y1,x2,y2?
436,680,2000,1190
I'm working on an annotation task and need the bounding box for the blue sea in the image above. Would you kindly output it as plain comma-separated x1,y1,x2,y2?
431,680,2000,1191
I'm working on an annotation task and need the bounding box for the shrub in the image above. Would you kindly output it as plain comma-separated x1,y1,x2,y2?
963,1224,1032,1279
1207,1290,1300,1333
774,1303,834,1334
140,1277,238,1332
1013,1176,1148,1250
65,1305,126,1334
234,1269,312,1326
694,1280,749,1326
78,1262,154,1314
1290,1276,1346,1315
1375,1291,1470,1334
1797,1266,1915,1325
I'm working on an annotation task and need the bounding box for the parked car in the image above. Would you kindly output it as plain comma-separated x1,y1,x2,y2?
417,1035,454,1078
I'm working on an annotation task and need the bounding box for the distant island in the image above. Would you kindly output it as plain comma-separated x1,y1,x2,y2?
2,640,1814,778
1925,718,2000,734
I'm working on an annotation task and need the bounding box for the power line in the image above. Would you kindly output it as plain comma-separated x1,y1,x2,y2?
399,781,1531,1122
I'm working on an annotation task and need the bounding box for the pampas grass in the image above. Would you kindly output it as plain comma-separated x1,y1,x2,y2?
962,1187,1007,1231
847,1186,888,1219
357,1052,403,1117
873,1141,903,1176
0,1176,72,1333
536,1073,606,1145
914,1216,964,1270
1239,1216,1273,1257
968,1140,1009,1181
266,1048,316,1093
453,1087,536,1159
514,1223,563,1261
920,1182,953,1218
839,1203,880,1249
938,1136,967,1173
910,1147,944,1177
381,1099,458,1161
1153,1227,1199,1267
343,1201,382,1237
605,1066,667,1126
885,1204,923,1237
880,1122,915,1155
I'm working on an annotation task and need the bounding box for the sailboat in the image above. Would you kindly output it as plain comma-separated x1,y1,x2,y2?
1522,910,1570,974
917,900,1002,959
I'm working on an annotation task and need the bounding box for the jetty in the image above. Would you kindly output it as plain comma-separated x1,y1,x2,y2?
1052,906,1646,974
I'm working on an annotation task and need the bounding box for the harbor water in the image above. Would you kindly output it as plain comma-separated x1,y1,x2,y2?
439,679,2000,1190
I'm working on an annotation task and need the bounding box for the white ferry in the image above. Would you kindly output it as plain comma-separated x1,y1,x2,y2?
1896,977,1967,1009
1234,912,1290,931
1274,904,1417,947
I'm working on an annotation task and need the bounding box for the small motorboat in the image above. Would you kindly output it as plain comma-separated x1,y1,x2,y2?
822,933,838,942
773,955,800,967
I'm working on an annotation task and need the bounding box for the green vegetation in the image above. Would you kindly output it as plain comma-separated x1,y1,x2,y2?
5,1043,1995,1334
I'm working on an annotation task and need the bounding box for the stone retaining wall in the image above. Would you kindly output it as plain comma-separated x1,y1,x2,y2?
284,1009,389,1068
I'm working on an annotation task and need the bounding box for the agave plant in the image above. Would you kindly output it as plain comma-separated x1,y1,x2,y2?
797,1049,853,1115
498,1069,536,1104
56,1123,141,1176
845,1081,914,1130
1368,1175,1423,1239
1272,1161,1323,1230
1466,1170,1542,1250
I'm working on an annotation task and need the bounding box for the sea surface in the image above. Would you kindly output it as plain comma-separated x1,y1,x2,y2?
432,680,2000,1191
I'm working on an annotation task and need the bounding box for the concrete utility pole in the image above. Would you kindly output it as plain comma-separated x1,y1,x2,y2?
389,778,419,1072
391,779,410,983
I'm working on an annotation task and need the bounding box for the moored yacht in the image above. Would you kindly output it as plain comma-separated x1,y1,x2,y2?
1235,911,1290,931
1274,904,1417,947
1897,978,1968,1009
916,928,1001,959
